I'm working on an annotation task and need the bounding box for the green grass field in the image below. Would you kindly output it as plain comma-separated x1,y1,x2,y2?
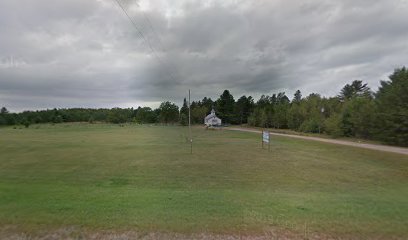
0,123,407,238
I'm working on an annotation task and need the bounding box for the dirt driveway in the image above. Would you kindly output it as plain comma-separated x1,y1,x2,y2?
227,127,408,156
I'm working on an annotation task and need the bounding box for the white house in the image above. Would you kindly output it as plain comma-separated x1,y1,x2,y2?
204,109,222,126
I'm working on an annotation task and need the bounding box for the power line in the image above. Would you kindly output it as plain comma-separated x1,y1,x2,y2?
137,5,184,82
112,0,179,83
133,1,167,52
113,0,156,56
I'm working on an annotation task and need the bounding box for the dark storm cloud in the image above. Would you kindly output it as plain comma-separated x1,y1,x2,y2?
0,0,407,111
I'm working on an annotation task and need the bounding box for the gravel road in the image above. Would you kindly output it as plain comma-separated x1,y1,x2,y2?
227,127,408,156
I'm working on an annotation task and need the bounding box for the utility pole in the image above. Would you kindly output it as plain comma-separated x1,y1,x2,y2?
188,89,192,154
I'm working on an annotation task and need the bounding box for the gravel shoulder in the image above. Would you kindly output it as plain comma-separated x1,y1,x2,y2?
227,127,408,156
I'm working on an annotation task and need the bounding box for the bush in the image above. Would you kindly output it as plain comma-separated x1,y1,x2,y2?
23,120,30,128
299,119,319,133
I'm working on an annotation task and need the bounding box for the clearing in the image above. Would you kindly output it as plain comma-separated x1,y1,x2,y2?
0,124,407,239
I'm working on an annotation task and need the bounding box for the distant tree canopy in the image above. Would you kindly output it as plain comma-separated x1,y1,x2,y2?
1,67,407,146
158,101,179,124
135,107,157,124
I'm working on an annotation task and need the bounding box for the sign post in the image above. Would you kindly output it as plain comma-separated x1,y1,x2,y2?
262,130,270,152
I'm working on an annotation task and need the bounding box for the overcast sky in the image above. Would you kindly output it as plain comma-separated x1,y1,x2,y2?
1,0,407,112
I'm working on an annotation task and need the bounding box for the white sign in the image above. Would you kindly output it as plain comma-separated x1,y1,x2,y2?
262,131,269,143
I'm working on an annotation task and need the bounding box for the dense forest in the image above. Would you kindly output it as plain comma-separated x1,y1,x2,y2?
1,67,407,146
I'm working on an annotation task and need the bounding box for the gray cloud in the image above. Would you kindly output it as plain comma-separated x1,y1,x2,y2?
0,0,407,112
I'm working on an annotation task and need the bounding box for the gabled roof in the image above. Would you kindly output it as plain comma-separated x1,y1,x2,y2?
204,109,220,121
205,114,220,121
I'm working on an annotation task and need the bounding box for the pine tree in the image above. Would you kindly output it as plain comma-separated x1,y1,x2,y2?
375,67,408,146
216,90,235,124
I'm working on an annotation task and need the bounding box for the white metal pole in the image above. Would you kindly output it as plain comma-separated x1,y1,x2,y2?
189,89,192,154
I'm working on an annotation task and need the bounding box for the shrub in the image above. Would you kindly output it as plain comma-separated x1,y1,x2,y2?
299,119,319,133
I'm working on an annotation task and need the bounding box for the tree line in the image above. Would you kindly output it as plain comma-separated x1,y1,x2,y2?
0,101,180,127
1,67,407,146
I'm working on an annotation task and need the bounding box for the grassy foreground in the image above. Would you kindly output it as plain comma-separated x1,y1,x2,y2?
0,123,407,238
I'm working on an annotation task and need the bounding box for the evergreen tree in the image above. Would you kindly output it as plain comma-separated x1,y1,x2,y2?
339,80,371,101
293,90,302,103
0,107,8,125
235,95,254,124
216,90,235,124
179,98,189,125
341,97,375,138
375,67,408,146
1,107,8,114
201,97,214,112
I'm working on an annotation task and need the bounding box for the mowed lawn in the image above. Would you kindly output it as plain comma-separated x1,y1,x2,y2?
0,124,407,238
